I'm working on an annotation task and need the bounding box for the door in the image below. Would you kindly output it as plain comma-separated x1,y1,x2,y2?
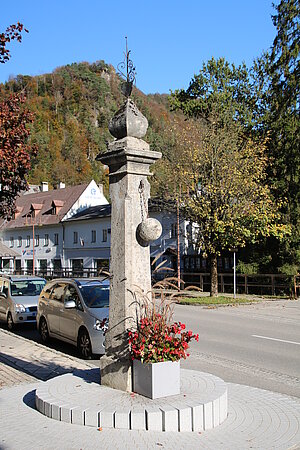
15,260,21,275
59,284,82,342
47,282,66,334
0,279,5,318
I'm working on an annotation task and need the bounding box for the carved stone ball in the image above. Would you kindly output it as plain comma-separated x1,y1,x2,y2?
109,99,148,139
137,218,162,244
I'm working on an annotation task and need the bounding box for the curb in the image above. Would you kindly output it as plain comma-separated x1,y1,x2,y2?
0,328,96,369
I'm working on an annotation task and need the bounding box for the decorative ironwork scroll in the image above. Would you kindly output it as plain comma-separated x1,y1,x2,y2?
117,37,136,97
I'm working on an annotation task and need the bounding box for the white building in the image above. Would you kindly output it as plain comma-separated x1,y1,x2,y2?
0,181,188,277
0,181,108,274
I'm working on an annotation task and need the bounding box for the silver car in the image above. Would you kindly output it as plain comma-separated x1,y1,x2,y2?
0,275,46,330
37,278,109,359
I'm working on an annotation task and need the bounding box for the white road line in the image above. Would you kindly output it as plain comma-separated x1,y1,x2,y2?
252,334,300,346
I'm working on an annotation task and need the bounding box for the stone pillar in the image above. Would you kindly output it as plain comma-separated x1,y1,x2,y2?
97,99,161,392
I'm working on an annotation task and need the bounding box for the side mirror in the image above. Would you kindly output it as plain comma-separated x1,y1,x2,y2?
64,299,76,309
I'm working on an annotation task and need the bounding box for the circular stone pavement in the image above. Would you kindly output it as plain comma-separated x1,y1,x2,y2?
35,369,228,432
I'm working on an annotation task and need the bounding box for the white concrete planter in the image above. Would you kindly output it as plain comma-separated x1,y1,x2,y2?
132,359,180,399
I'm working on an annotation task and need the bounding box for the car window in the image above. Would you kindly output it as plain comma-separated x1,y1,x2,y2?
79,284,109,308
64,285,83,310
2,281,9,297
10,280,46,297
50,283,66,302
41,284,54,300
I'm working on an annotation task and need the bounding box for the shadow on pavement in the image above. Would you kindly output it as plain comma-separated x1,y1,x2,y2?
23,389,36,410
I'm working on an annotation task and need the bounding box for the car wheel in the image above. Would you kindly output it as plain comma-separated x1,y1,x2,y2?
39,317,50,344
7,312,14,331
78,329,92,359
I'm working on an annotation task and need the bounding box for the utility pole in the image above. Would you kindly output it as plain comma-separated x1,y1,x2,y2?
32,221,35,275
177,196,181,290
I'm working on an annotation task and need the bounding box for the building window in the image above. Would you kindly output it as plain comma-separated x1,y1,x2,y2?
102,229,107,242
39,259,47,273
17,236,22,247
54,233,59,246
35,235,39,247
171,223,177,238
71,259,83,276
9,237,14,248
26,259,33,274
73,231,78,244
44,234,49,246
53,259,62,275
91,230,96,243
26,236,30,247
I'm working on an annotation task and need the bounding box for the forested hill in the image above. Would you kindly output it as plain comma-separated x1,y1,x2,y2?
0,60,175,195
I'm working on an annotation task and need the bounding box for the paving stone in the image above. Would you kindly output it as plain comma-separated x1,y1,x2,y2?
100,408,115,428
85,407,101,427
115,409,130,429
204,401,213,430
145,407,162,431
130,408,146,430
1,325,300,449
160,405,178,432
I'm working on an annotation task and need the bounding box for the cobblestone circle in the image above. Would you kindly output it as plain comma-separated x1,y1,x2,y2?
1,380,300,449
35,369,228,432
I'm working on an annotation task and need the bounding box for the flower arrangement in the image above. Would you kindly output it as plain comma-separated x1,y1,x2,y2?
128,315,199,363
128,277,199,364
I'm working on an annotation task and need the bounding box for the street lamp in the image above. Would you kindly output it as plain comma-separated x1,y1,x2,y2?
230,248,238,299
232,248,238,299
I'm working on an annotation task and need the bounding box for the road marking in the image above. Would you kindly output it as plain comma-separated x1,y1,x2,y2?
252,334,300,346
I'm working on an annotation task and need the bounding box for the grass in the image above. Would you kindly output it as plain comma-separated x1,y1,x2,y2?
177,295,258,306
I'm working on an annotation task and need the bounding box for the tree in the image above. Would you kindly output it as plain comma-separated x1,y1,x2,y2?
163,119,288,296
169,58,289,296
0,22,28,64
261,0,300,273
0,23,36,218
0,93,37,217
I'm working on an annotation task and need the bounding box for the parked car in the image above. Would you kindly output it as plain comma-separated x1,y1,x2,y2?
0,275,47,330
37,278,109,359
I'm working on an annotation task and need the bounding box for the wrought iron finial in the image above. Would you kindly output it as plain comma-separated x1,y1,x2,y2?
117,37,136,97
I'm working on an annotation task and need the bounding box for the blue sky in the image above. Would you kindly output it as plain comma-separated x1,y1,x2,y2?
1,1,277,94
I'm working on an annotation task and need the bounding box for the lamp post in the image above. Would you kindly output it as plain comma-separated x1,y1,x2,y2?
32,221,35,275
233,250,236,299
232,248,237,299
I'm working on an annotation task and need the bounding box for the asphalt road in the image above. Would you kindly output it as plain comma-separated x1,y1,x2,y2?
175,300,300,398
6,299,300,398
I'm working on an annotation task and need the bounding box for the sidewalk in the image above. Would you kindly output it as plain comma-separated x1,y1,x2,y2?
1,328,300,449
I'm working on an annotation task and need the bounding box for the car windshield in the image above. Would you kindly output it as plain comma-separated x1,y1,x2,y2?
10,280,46,297
79,284,109,308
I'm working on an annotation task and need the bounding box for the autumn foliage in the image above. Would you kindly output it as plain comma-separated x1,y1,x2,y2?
0,22,28,64
0,23,35,218
0,93,37,217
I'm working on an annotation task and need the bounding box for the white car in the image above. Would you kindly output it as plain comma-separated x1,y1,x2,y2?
0,275,46,330
37,278,109,359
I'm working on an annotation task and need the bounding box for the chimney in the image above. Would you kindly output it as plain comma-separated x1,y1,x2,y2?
40,182,48,192
59,182,66,189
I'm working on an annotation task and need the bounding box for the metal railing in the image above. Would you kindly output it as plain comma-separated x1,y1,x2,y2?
2,267,298,297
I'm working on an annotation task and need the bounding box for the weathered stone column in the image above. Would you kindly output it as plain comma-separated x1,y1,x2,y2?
97,98,161,391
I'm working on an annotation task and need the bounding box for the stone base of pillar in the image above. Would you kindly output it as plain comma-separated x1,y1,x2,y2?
99,355,132,392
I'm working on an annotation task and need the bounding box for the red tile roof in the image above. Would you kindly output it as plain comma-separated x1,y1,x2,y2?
0,183,89,230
